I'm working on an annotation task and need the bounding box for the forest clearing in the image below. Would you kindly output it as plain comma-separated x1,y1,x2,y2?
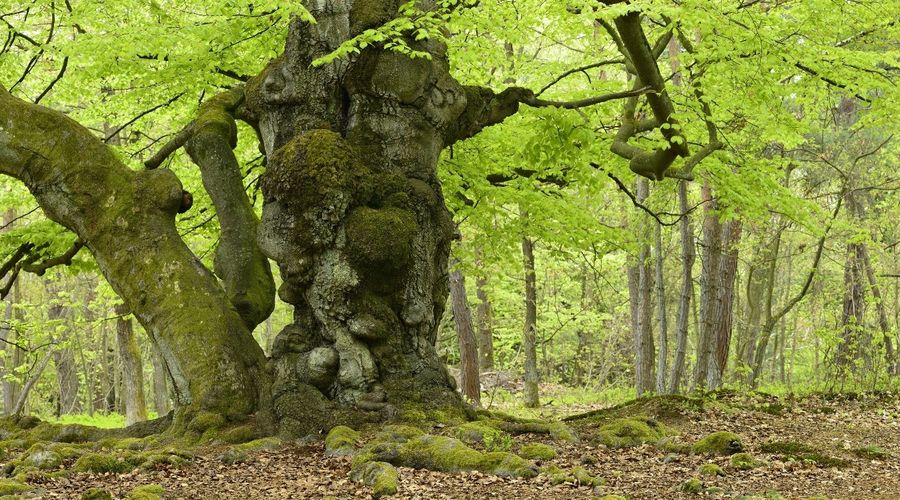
1,0,899,498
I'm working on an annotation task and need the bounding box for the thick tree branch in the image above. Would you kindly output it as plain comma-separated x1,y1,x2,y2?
0,83,270,415
183,88,275,330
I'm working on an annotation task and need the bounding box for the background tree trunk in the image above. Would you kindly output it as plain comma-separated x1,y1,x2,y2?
116,305,148,426
654,221,668,394
150,341,171,416
668,180,695,394
708,220,741,389
475,272,495,372
448,260,481,406
629,179,655,396
694,182,721,390
522,234,540,408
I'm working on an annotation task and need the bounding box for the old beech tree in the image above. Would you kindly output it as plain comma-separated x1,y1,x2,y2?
0,1,808,434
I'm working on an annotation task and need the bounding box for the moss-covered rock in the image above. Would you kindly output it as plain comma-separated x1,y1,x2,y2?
0,478,31,495
73,452,145,473
595,417,668,449
571,466,601,487
355,433,537,478
325,426,361,456
218,437,281,464
699,463,725,476
351,461,399,498
450,421,511,452
236,437,281,452
480,452,540,478
221,424,257,444
541,465,598,486
680,477,704,493
731,452,765,470
127,483,165,500
81,487,113,499
518,442,556,460
692,431,743,455
187,412,226,433
543,464,574,485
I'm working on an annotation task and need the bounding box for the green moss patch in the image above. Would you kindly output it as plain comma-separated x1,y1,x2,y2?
73,451,146,473
680,477,704,493
187,412,226,433
692,431,743,455
699,463,725,476
518,442,557,460
355,433,538,478
221,424,257,444
759,440,848,467
852,445,890,460
542,465,600,486
492,419,578,443
595,417,669,448
731,452,766,470
127,483,165,500
325,426,361,456
450,421,511,451
0,478,31,495
351,461,399,498
759,441,816,454
565,394,705,423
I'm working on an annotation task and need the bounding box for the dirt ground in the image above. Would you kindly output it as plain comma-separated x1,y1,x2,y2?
19,392,900,499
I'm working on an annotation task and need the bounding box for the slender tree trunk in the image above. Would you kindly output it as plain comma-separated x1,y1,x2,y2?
708,220,741,389
694,182,721,390
521,233,540,408
49,292,82,415
150,341,171,416
859,230,896,374
654,221,668,394
116,305,148,425
668,181,695,394
448,260,481,406
12,347,55,416
628,179,655,396
474,271,494,372
836,243,867,367
3,276,24,414
100,321,116,412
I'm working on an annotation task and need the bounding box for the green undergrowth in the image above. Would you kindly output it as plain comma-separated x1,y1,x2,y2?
759,440,849,467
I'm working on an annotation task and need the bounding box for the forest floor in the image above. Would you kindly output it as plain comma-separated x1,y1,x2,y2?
6,391,900,499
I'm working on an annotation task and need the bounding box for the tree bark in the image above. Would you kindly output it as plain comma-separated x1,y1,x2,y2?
628,179,655,396
448,260,481,406
694,182,721,390
668,180,695,394
521,233,540,408
474,272,495,372
707,220,741,389
116,305,148,426
654,221,668,393
150,341,171,416
3,274,24,414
